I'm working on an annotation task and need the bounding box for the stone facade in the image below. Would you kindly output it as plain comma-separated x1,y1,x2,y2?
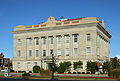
12,16,111,72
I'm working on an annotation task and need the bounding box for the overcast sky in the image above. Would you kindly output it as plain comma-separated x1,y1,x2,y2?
0,0,120,59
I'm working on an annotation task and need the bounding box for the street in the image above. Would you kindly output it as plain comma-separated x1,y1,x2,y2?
0,78,119,81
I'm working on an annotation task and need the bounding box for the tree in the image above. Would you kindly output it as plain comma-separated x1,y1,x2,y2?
102,61,111,73
111,57,120,69
73,61,83,72
86,61,98,74
57,61,72,73
33,66,40,73
49,63,58,72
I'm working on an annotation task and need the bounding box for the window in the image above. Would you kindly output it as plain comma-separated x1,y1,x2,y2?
86,47,91,55
29,39,32,45
18,39,21,45
50,49,53,56
35,38,39,45
17,50,21,57
57,36,61,44
43,50,46,56
35,50,39,57
66,48,69,56
74,48,78,55
87,34,91,41
34,62,37,66
73,35,78,43
27,62,31,69
29,50,32,57
17,62,20,69
49,37,53,44
57,49,61,56
65,36,70,43
42,37,46,45
97,47,100,55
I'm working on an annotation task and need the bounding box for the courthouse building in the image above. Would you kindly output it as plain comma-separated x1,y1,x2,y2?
12,16,111,72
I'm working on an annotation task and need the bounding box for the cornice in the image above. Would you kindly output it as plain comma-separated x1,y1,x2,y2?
12,23,97,34
97,23,112,39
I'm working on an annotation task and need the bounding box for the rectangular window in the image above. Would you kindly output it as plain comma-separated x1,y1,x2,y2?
73,35,78,43
57,36,61,44
29,39,32,45
65,36,70,43
42,38,46,45
49,37,53,44
50,49,53,56
97,47,100,55
66,48,69,56
74,48,78,55
35,50,39,57
29,50,32,57
17,50,21,57
17,62,20,69
43,50,46,56
27,62,31,69
87,34,91,41
57,49,61,56
86,47,91,55
18,39,21,45
34,62,37,66
35,38,39,45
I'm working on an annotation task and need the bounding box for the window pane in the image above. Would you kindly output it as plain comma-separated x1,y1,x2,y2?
50,37,53,44
42,38,46,45
17,62,20,69
97,47,100,55
18,50,21,57
50,49,53,56
65,36,70,43
66,48,69,56
57,49,61,56
18,39,21,45
87,34,91,41
57,37,61,44
34,62,37,66
29,50,32,57
86,47,91,55
36,50,39,57
43,50,46,56
35,38,39,45
74,35,78,43
74,48,78,55
27,62,31,69
29,39,32,45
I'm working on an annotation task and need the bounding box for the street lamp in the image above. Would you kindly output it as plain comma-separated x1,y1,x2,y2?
52,53,55,80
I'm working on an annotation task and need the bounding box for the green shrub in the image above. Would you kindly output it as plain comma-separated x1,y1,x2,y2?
77,72,81,74
86,72,90,74
73,72,76,74
57,61,72,73
29,71,32,73
82,72,85,74
22,71,26,73
33,66,40,73
18,70,22,73
10,69,14,72
22,73,30,77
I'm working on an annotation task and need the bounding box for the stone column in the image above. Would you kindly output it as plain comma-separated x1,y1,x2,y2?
54,35,57,57
32,37,35,60
61,35,65,58
39,36,42,59
70,34,73,57
46,36,49,56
